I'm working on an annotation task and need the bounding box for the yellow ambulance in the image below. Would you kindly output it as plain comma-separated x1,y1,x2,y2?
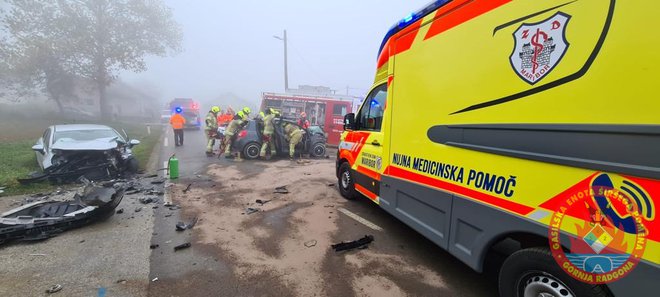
337,1,659,296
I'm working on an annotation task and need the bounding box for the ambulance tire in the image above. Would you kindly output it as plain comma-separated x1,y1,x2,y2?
499,247,611,297
338,162,357,200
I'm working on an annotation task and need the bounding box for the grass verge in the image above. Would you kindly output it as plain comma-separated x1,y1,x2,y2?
0,123,162,197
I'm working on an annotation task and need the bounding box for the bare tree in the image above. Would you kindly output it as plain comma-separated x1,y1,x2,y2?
1,0,182,118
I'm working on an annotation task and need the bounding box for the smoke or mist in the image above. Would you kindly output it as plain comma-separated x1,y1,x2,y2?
121,0,429,109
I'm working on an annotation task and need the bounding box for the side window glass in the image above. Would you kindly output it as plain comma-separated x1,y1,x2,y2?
357,84,387,131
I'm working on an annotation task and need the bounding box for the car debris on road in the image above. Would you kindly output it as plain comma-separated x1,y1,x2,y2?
304,240,317,248
244,207,260,215
331,235,374,252
175,217,198,231
46,284,63,294
0,181,126,245
274,186,289,194
173,242,191,251
255,199,270,205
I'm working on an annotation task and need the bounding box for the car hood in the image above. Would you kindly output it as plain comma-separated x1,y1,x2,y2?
51,137,120,151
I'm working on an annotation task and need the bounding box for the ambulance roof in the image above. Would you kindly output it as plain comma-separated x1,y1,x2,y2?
377,0,451,58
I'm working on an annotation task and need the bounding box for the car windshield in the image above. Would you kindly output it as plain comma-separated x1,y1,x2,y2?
53,129,121,142
308,126,324,135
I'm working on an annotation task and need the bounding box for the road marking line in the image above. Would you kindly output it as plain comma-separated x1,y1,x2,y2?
338,207,383,231
164,136,169,147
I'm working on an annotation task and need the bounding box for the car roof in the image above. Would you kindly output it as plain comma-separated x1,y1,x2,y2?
53,124,114,132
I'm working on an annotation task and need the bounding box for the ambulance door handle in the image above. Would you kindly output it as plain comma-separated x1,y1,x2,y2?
371,140,380,146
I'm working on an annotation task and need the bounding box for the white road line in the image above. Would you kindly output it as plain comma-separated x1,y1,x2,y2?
163,136,169,147
163,161,168,176
338,207,383,231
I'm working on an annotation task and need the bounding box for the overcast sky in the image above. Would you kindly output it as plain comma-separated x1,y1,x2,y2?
121,0,430,105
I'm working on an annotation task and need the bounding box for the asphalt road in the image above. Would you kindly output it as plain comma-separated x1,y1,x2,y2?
147,127,498,296
0,126,498,296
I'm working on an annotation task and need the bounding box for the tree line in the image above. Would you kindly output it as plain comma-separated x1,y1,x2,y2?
0,0,182,119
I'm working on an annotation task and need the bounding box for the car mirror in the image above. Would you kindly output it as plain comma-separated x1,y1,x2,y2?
32,144,45,154
343,113,356,131
129,139,141,146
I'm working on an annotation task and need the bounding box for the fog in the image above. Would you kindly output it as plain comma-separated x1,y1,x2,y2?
121,0,430,109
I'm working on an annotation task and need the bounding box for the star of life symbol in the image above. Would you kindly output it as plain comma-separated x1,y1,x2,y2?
510,12,570,85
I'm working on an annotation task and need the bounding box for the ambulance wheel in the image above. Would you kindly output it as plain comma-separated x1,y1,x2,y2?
338,162,357,200
499,247,611,297
243,142,261,160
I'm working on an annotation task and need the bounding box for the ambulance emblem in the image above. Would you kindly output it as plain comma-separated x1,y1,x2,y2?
510,12,570,85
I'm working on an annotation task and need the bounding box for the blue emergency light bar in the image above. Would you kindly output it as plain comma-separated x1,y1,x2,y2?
377,0,451,59
174,107,183,113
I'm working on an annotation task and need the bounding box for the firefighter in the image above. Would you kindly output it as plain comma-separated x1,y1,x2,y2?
297,112,310,129
204,106,221,156
223,108,251,158
170,107,186,146
259,108,277,160
283,122,304,160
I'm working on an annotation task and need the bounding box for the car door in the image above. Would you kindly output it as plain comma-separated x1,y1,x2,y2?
36,127,51,169
351,84,388,202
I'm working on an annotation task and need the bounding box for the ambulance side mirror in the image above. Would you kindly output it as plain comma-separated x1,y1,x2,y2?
343,113,356,131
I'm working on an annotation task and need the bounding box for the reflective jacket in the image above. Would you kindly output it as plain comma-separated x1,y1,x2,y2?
205,111,218,131
263,114,276,134
170,113,186,129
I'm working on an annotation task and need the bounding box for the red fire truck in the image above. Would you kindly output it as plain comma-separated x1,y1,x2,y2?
261,92,352,146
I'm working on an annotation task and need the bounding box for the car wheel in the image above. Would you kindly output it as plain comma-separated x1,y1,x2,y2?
499,247,611,297
242,142,261,160
311,143,326,158
338,162,357,200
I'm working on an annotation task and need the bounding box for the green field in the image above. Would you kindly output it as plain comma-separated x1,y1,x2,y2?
0,114,162,197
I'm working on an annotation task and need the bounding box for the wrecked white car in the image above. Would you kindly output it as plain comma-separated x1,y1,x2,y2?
20,124,140,184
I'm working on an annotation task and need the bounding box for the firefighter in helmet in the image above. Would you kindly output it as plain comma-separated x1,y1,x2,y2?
223,107,251,158
259,108,278,159
204,106,221,156
283,121,304,160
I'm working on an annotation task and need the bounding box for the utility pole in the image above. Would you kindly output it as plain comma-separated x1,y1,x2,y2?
274,30,289,92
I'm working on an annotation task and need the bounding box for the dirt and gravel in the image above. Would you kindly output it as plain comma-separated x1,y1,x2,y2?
162,158,455,297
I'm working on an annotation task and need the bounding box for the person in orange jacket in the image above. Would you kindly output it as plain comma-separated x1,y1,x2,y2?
170,107,186,146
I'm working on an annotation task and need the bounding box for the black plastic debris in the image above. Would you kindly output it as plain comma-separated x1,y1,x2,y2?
0,182,125,245
174,242,191,251
331,235,374,252
274,186,289,194
244,207,260,215
116,208,124,214
150,244,159,249
175,217,198,231
327,183,335,187
46,284,62,294
182,183,192,193
135,207,142,213
144,174,158,178
255,199,270,205
139,197,154,204
151,179,166,185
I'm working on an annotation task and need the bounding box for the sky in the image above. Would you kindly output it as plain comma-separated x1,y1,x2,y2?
121,0,430,107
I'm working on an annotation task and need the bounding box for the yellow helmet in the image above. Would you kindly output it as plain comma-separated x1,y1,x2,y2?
242,107,251,115
211,106,221,113
259,111,265,118
237,111,245,118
